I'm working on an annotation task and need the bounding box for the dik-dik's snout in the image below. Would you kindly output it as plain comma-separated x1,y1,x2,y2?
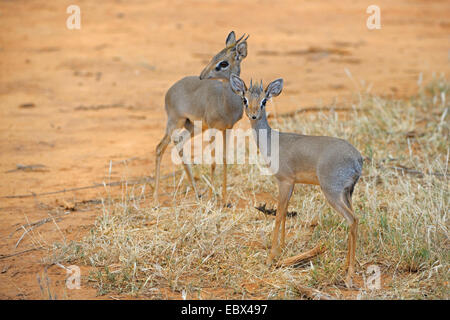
199,65,213,80
245,108,260,120
199,63,211,80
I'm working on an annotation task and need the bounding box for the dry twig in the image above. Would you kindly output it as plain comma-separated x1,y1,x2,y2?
0,247,43,260
276,242,326,267
11,212,71,248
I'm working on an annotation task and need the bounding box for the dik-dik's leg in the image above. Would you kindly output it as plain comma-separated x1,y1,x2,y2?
154,119,180,203
177,119,199,200
267,180,294,265
210,136,216,182
154,118,199,203
280,183,294,248
322,188,358,288
221,129,228,202
342,192,355,270
204,134,216,196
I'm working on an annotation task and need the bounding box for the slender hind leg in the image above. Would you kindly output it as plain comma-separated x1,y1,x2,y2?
342,191,355,270
267,180,294,265
322,187,358,288
154,118,198,202
177,119,199,200
154,120,177,202
345,192,358,280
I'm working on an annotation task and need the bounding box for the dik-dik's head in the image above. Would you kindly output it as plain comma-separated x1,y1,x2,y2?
199,31,248,80
230,74,283,121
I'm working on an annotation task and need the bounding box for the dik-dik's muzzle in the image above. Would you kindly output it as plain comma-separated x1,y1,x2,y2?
199,66,210,80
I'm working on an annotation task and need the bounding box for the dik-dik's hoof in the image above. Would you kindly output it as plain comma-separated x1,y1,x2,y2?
345,277,352,289
345,274,359,289
266,248,281,266
265,256,274,266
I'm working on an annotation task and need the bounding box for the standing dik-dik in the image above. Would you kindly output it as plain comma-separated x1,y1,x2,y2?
154,32,248,203
230,74,363,287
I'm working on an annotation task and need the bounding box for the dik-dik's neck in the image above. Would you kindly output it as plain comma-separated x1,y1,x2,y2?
250,113,273,155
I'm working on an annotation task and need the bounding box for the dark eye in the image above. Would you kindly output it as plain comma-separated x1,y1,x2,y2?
261,99,267,108
242,97,248,107
216,61,229,71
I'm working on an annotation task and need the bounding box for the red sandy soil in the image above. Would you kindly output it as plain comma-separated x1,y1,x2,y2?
0,0,449,299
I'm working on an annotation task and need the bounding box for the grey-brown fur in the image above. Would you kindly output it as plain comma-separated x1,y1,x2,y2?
230,74,363,287
154,32,248,203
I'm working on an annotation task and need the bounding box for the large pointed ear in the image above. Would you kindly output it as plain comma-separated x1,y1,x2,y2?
236,41,248,60
230,73,247,97
226,31,236,47
265,78,283,99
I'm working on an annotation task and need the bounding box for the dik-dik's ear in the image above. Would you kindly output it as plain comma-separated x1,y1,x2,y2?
236,41,248,60
230,73,247,97
226,31,236,47
265,78,283,99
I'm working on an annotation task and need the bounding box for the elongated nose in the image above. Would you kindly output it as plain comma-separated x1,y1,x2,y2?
199,69,207,80
199,61,213,79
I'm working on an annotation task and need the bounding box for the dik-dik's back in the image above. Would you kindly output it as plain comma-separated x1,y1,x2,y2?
165,75,243,130
275,133,363,186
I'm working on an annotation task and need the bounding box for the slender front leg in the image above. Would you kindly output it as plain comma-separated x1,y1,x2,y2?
267,180,294,265
221,129,228,203
209,135,216,197
280,182,294,249
280,200,288,248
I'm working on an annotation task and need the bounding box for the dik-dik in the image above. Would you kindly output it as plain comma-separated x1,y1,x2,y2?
230,74,363,287
154,32,248,203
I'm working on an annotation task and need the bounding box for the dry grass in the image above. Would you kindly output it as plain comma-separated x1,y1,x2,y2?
48,76,449,299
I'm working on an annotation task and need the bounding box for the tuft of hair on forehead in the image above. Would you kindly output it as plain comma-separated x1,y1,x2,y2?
248,79,264,96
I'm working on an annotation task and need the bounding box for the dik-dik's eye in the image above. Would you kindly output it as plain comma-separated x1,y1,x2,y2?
215,61,229,71
260,98,267,109
242,97,248,107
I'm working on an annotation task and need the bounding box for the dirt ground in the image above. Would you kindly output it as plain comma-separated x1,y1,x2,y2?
0,0,449,299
